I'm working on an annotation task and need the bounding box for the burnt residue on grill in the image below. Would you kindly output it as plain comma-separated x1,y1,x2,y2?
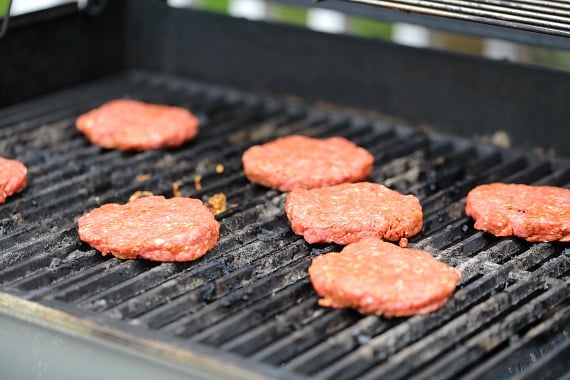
0,72,568,380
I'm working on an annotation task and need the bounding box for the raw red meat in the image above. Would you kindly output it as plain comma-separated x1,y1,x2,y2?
242,135,374,191
308,239,461,317
76,99,199,151
78,196,219,262
0,157,27,204
285,182,422,245
465,183,570,242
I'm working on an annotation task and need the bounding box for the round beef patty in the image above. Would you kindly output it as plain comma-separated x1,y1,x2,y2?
76,99,199,151
0,157,27,204
78,196,219,262
242,135,374,191
285,182,423,245
465,183,570,242
308,239,461,317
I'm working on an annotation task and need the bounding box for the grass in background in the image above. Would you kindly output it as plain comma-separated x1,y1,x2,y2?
531,48,570,71
271,4,307,26
349,17,392,40
196,0,392,37
201,0,230,13
0,0,7,18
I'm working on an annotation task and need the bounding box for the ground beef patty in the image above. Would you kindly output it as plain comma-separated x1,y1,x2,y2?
242,135,374,191
78,196,219,262
76,99,199,151
466,183,570,242
0,157,27,204
285,182,423,245
309,239,461,317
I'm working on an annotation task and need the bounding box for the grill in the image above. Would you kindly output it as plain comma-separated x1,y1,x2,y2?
1,1,569,379
2,71,569,379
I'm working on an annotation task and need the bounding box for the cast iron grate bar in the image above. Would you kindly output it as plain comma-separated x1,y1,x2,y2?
0,71,568,380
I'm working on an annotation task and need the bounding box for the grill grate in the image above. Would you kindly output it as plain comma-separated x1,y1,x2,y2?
0,71,569,379
346,0,570,37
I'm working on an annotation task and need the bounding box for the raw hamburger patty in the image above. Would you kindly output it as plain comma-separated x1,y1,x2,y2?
465,183,570,242
76,99,199,151
78,196,219,262
242,135,374,191
308,239,461,317
285,182,423,245
0,157,27,204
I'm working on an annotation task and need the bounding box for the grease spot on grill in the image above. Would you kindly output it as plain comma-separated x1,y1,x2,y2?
462,224,470,233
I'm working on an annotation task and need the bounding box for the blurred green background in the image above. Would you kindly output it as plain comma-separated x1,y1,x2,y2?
0,0,8,17
195,0,392,40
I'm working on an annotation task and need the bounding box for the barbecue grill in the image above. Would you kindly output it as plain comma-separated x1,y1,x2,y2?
0,1,569,379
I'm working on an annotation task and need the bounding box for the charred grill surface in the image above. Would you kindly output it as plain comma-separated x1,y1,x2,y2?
0,71,568,379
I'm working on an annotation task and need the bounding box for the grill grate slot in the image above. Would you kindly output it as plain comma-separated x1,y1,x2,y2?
0,71,568,379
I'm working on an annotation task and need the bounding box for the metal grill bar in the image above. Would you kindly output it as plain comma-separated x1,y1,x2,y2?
348,0,570,36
